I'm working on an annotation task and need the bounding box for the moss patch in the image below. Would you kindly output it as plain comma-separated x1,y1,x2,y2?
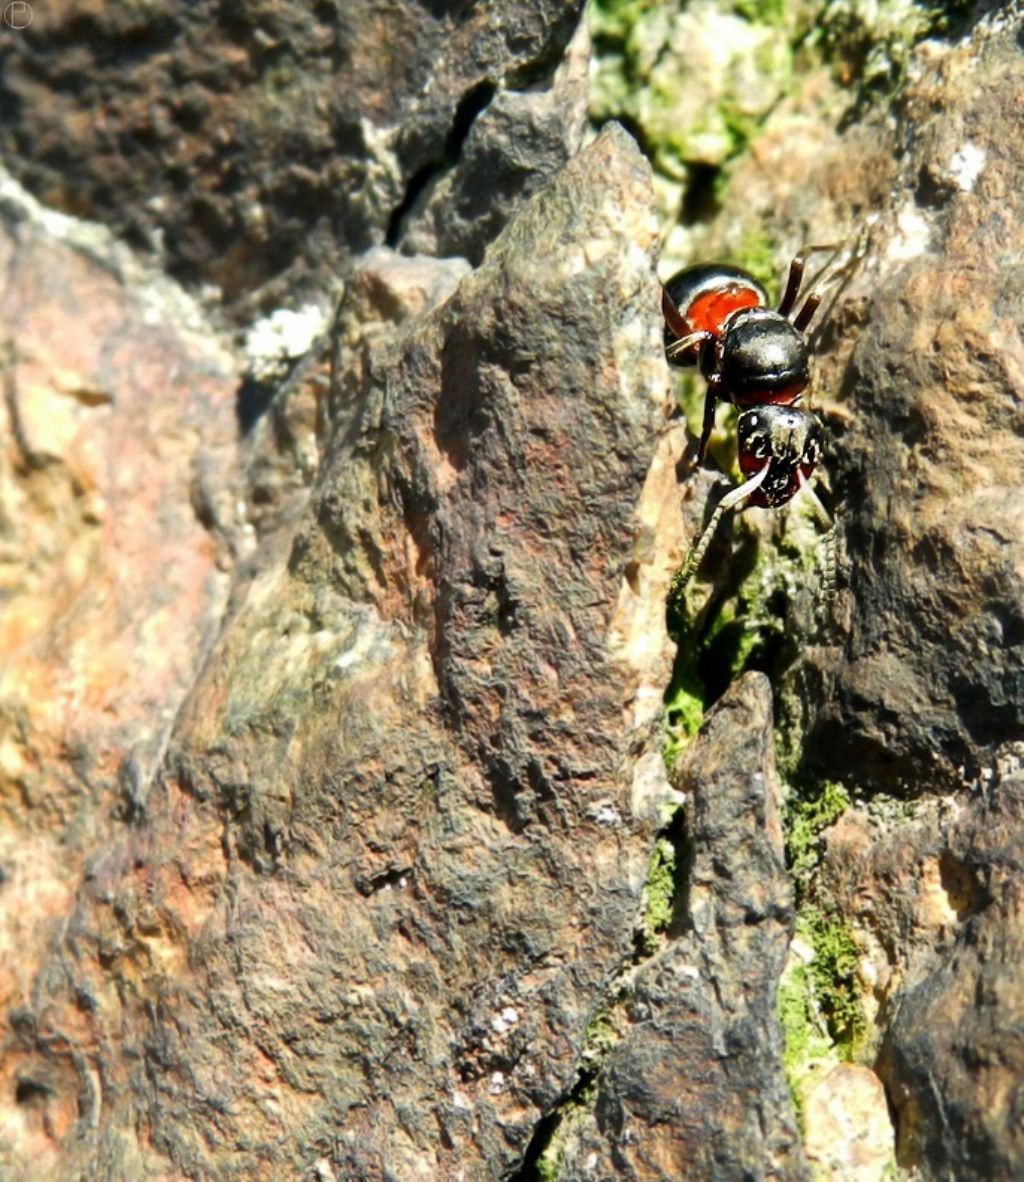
778,907,866,1124
641,836,677,949
777,950,837,1126
662,481,832,767
662,655,706,769
815,0,975,105
803,909,864,1054
589,0,818,225
784,779,850,892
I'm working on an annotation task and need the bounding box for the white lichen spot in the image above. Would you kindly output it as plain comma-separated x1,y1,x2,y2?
587,801,623,827
491,1007,520,1034
331,605,394,673
789,935,815,965
675,962,700,981
0,163,234,368
488,1071,506,1095
948,141,986,192
886,200,932,263
244,304,328,379
630,747,681,823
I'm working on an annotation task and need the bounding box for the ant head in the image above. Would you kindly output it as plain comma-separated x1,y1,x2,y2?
737,405,823,508
719,307,809,403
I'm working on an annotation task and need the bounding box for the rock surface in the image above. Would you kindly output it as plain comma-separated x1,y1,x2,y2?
799,25,1024,794
0,119,692,1178
787,23,1024,1177
0,0,588,313
0,178,240,1182
557,673,806,1180
3,2,1024,1180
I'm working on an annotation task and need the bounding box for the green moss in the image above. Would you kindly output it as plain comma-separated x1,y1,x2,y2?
700,593,761,676
662,588,709,766
662,499,803,765
642,837,678,947
784,779,850,889
777,954,836,1125
778,907,866,1123
589,0,807,186
534,1002,620,1181
803,909,865,1054
671,370,712,454
730,0,789,23
536,1148,561,1182
815,0,974,105
733,226,780,296
663,670,704,769
582,1003,618,1060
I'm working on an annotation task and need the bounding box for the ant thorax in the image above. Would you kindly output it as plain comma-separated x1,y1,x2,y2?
716,307,809,405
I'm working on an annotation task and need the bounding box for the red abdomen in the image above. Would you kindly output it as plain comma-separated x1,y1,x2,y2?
684,284,762,335
662,263,768,366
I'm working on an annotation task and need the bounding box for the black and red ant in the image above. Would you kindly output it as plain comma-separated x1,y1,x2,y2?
663,245,852,590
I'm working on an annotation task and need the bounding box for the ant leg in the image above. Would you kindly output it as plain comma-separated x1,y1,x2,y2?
666,328,714,365
670,464,770,599
795,471,832,528
819,524,838,604
662,287,691,339
793,289,823,333
777,243,839,318
777,254,806,319
695,379,718,463
794,230,877,336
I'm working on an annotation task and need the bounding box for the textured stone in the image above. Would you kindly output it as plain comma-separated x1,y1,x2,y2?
804,1063,895,1181
776,26,1024,1174
558,673,806,1180
5,5,1024,1180
0,124,682,1181
0,0,588,313
818,771,1024,1178
0,168,242,1181
791,28,1024,795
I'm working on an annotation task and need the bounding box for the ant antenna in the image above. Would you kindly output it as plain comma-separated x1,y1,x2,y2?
795,471,832,529
670,464,770,599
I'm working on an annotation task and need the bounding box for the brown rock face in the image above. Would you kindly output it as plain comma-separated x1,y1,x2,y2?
0,0,587,311
779,22,1024,1180
821,777,1024,1179
558,673,806,1180
0,122,693,1179
156,126,668,1179
4,4,1024,1180
0,186,239,1175
798,32,1024,796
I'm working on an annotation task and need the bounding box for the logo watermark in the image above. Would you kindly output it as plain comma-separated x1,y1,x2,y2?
3,2,32,29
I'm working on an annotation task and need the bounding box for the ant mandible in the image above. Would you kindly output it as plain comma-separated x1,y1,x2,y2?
663,246,845,592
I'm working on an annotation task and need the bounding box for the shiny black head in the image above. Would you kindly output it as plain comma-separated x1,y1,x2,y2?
719,306,809,403
737,404,823,507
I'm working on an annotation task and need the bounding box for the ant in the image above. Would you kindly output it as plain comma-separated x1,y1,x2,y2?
662,244,855,592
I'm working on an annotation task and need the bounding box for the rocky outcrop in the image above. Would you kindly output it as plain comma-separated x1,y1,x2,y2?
0,0,588,313
3,2,1024,1180
557,673,806,1180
